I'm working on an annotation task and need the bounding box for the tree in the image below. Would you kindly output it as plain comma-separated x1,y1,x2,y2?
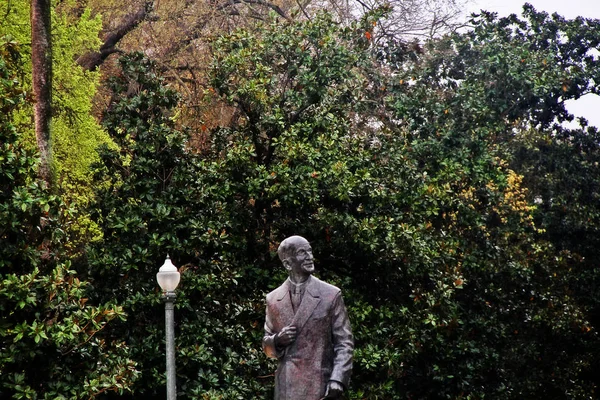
84,8,598,399
31,0,53,183
378,4,600,396
85,53,275,399
1,0,117,252
0,37,138,399
63,0,472,139
207,10,597,398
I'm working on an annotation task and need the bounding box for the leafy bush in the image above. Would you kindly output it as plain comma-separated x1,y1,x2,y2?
86,10,598,399
0,37,137,399
86,52,275,399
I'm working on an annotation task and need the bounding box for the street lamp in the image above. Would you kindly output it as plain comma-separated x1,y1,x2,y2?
157,255,180,400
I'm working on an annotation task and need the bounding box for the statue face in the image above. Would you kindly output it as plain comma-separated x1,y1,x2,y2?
288,242,314,276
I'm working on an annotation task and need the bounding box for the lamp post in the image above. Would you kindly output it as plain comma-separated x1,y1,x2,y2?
157,255,180,400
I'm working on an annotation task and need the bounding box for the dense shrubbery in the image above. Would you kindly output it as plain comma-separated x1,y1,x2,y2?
2,5,600,399
83,52,275,398
82,9,600,399
203,11,599,398
0,0,116,254
0,38,137,399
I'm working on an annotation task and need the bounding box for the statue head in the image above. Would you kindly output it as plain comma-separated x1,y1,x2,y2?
278,236,314,279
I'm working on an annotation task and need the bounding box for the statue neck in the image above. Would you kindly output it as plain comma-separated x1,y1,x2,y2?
289,273,310,285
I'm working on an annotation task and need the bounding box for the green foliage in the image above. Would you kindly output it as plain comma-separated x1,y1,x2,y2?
76,7,600,398
0,0,596,398
79,6,599,400
509,124,600,390
86,52,274,398
456,11,600,373
206,9,597,399
390,6,600,396
0,37,137,399
413,5,600,129
0,0,116,251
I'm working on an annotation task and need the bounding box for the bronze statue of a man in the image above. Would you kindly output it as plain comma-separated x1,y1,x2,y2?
263,236,354,399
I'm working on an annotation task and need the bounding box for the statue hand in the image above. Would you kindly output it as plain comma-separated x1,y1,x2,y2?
275,325,297,347
323,381,344,399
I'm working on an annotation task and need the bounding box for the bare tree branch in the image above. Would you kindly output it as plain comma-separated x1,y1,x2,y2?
77,1,155,71
217,0,291,20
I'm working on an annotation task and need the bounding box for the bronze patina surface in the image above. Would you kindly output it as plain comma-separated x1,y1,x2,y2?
263,236,353,400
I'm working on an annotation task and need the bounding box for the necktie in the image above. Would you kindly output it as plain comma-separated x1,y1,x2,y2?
291,286,303,312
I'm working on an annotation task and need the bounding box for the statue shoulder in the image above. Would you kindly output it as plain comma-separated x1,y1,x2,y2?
311,276,341,296
265,281,288,303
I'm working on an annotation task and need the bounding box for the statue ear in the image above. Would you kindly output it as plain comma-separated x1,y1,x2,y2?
283,259,292,271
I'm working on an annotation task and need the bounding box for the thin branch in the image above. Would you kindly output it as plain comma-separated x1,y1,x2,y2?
216,0,291,21
295,0,311,20
77,1,154,71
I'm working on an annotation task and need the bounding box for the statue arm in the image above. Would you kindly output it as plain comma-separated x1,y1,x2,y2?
323,380,345,398
263,303,284,359
329,291,354,387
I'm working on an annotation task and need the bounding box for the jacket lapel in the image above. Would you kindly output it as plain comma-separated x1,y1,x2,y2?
291,276,321,331
275,279,295,327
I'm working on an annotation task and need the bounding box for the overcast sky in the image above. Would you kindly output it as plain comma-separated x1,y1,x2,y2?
463,0,600,128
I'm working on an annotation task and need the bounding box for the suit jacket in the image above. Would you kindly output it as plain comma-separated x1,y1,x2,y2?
263,276,353,400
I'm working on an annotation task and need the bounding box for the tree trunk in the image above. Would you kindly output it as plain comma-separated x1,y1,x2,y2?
31,0,53,184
